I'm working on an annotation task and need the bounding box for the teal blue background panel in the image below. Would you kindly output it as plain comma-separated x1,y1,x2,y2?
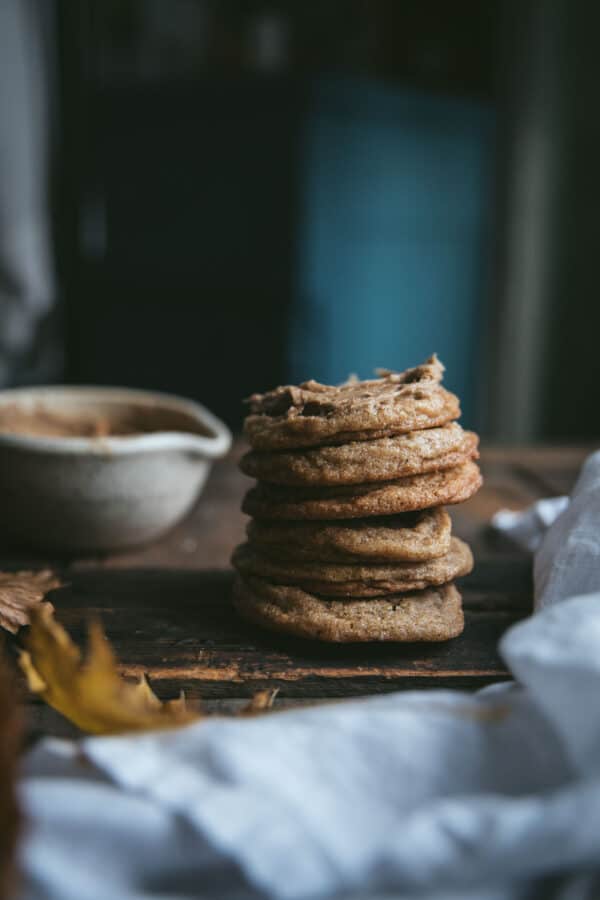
290,77,494,428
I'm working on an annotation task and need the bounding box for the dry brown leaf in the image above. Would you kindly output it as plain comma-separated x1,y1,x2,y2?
0,569,61,634
19,605,201,735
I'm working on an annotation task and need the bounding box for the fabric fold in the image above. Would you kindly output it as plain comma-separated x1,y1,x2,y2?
18,452,600,899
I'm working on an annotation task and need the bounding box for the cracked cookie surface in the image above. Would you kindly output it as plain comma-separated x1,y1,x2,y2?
244,356,459,450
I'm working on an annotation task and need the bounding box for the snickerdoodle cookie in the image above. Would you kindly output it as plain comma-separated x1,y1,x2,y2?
233,577,464,642
244,356,459,450
246,507,452,563
242,461,482,520
240,423,478,486
232,536,472,597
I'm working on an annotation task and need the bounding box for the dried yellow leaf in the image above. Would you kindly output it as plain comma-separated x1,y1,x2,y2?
19,605,201,735
0,570,61,634
240,688,279,715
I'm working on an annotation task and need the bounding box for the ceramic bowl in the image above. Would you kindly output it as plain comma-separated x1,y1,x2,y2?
0,385,232,553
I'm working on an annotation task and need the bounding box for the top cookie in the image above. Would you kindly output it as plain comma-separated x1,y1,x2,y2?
244,355,460,450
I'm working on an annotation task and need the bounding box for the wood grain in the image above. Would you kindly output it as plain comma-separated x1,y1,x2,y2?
4,442,589,736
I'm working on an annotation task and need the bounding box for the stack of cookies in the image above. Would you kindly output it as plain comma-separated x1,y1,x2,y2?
232,356,482,642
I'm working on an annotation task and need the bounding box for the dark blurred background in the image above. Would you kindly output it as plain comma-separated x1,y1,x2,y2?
1,0,599,439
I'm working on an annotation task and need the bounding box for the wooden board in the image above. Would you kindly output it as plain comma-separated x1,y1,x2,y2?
3,443,589,737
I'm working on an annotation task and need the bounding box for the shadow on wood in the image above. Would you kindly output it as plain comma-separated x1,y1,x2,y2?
20,564,533,700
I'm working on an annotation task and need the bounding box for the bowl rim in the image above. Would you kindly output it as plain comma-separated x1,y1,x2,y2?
0,384,232,458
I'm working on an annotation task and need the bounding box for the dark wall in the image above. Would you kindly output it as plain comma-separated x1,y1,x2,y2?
57,0,498,432
66,78,301,426
540,1,600,439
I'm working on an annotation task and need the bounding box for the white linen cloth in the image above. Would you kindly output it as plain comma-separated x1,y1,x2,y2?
491,496,569,554
18,452,600,900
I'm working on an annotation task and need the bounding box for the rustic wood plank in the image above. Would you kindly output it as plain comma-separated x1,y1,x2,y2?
9,561,531,702
4,442,588,737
